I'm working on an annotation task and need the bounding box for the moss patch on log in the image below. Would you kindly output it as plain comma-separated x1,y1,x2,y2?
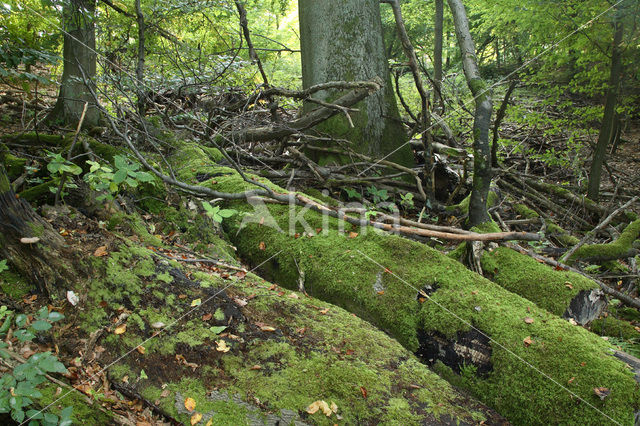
481,246,599,317
571,219,640,262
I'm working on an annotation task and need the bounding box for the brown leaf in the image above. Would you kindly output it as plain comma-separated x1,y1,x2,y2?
236,270,247,279
594,387,610,400
360,386,368,398
184,397,196,412
258,241,266,251
319,308,329,315
568,377,575,384
376,290,385,295
93,245,108,257
523,336,534,347
288,293,300,299
136,346,145,355
348,232,358,239
306,400,332,416
565,282,573,290
114,324,127,335
160,389,171,398
250,365,262,370
260,325,276,332
524,317,534,324
201,313,212,321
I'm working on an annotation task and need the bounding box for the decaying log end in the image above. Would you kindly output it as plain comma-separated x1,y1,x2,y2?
563,288,607,325
417,328,493,377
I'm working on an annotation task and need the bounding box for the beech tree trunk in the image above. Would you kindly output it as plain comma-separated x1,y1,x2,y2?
298,0,413,167
587,8,624,201
447,0,493,226
48,0,100,128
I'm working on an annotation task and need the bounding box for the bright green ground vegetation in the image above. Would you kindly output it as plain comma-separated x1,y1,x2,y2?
164,141,640,425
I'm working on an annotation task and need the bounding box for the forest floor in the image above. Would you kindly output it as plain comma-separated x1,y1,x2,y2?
1,74,640,424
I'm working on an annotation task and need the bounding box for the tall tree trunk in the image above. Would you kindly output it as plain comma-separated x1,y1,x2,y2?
491,80,517,167
447,0,493,226
298,0,413,167
135,0,146,115
0,166,82,299
47,0,100,128
434,0,444,113
587,10,624,201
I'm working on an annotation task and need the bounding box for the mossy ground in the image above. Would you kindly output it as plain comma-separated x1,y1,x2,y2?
166,142,640,425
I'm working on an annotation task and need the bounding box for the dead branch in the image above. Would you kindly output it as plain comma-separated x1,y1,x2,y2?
560,196,638,263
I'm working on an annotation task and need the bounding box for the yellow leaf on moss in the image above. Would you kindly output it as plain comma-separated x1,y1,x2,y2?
184,397,196,411
190,412,202,425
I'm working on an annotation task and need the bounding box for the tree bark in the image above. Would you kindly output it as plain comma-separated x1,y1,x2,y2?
434,0,444,113
491,80,517,167
447,0,493,226
47,0,100,128
135,0,146,115
0,165,82,298
587,8,624,201
298,0,413,166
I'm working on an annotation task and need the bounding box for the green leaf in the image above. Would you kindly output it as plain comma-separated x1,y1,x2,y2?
139,369,148,380
11,407,25,423
114,155,128,170
47,312,64,322
0,259,8,273
209,326,227,334
36,306,49,319
136,172,153,182
15,314,27,327
14,329,35,342
217,209,236,218
30,320,51,331
26,409,44,420
113,169,127,184
43,412,59,425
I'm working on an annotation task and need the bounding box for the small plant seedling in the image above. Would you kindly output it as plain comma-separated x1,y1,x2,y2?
366,186,389,204
400,192,414,209
343,187,361,200
202,201,237,223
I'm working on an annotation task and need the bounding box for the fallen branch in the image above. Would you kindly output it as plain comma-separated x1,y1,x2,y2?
560,196,638,263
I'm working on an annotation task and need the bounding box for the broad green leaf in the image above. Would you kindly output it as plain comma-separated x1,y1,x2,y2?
30,320,51,331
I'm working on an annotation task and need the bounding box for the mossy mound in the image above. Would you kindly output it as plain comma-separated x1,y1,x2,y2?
481,246,600,317
166,142,640,425
572,219,640,262
591,317,640,341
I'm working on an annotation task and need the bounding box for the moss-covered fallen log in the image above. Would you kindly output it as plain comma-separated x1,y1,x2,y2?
69,231,504,424
167,142,640,425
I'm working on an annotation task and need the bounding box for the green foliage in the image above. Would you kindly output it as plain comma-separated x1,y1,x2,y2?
45,151,82,199
343,187,361,200
0,259,8,274
84,156,154,201
399,192,414,209
202,201,237,223
0,306,71,425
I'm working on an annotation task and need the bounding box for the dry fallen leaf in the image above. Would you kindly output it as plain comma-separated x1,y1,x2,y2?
524,317,534,324
319,308,329,315
330,402,338,414
568,377,575,384
201,313,212,321
190,412,202,425
565,282,574,290
288,293,300,299
250,365,262,370
523,336,534,346
191,298,202,307
360,386,368,398
93,245,108,257
594,387,610,400
136,346,145,355
306,400,332,416
236,270,247,279
260,325,276,332
160,389,171,398
258,241,266,251
205,420,213,426
233,297,248,307
184,397,196,411
216,340,230,353
348,232,358,239
114,324,127,335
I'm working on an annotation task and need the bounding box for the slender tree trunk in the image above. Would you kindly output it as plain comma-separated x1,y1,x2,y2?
298,0,413,167
434,0,444,113
135,0,146,115
0,166,82,299
491,80,517,167
47,0,100,128
447,0,493,226
587,11,624,201
388,0,434,200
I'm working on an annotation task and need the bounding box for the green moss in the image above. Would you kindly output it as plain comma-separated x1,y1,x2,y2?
512,203,538,219
37,381,113,424
447,242,467,261
0,269,34,299
481,246,598,316
164,143,639,425
572,219,640,262
107,213,162,246
591,317,640,340
1,151,26,179
380,398,421,425
18,180,56,203
471,221,501,234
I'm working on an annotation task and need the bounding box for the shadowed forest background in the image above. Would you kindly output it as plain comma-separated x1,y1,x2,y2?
1,0,640,424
